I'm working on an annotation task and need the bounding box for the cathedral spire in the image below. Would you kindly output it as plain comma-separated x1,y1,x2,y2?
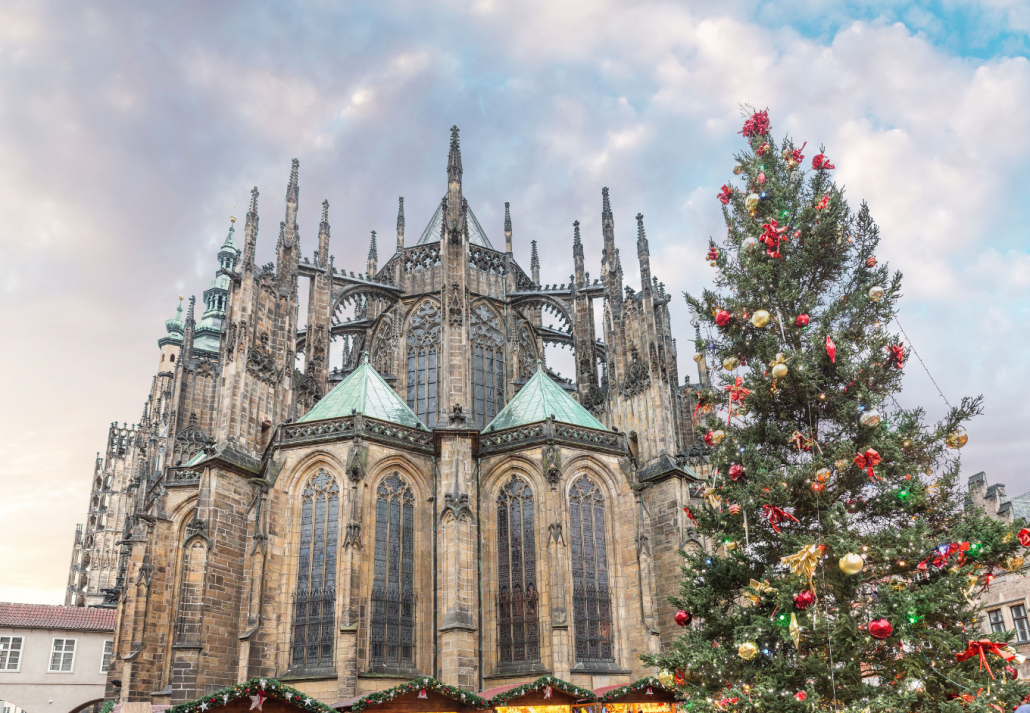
286,158,299,204
243,187,259,272
602,186,615,264
317,199,330,267
636,212,651,295
530,239,540,285
396,197,405,251
504,202,513,255
447,125,462,184
573,220,585,284
180,295,197,367
367,230,378,277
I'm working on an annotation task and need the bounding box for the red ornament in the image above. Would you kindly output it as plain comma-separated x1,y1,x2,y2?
728,464,745,481
854,448,883,483
1006,665,1019,680
740,110,770,138
674,670,686,686
715,309,731,327
675,610,693,627
825,336,836,363
794,692,807,702
816,194,829,210
795,314,810,327
1020,528,1030,547
646,687,654,696
812,154,835,170
728,503,741,515
718,185,733,205
866,256,877,267
706,246,720,262
790,142,807,164
703,431,715,446
418,689,429,700
793,590,815,610
888,343,904,369
757,171,766,184
760,218,790,258
869,618,893,639
758,142,770,156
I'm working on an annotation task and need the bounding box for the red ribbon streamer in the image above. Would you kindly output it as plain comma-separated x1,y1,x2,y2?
955,640,1016,680
762,504,800,533
812,154,835,170
760,218,790,258
826,336,836,363
853,448,882,483
724,376,751,425
888,343,904,369
718,185,733,205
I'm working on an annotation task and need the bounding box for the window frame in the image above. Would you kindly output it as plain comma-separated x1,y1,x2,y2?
988,609,1006,634
101,639,114,673
0,635,23,671
48,637,76,673
368,472,417,671
568,475,616,664
495,475,541,666
1012,604,1030,643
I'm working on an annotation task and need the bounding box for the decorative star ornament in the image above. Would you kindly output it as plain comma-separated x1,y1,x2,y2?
250,691,267,710
200,704,208,712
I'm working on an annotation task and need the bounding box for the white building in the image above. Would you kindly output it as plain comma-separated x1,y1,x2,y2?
0,603,115,713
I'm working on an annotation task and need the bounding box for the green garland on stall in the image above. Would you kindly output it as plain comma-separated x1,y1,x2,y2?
166,677,336,713
490,675,597,705
351,676,491,713
101,702,114,713
597,677,678,703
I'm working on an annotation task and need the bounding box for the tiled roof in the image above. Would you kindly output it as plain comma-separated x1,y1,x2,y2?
485,362,607,432
298,354,427,430
0,603,115,631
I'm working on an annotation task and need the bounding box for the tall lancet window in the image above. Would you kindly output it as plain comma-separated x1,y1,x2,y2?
370,473,416,669
470,303,506,428
569,476,614,662
406,300,441,428
496,476,539,665
291,470,339,670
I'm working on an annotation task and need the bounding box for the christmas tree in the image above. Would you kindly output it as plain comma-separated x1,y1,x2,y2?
643,109,1030,713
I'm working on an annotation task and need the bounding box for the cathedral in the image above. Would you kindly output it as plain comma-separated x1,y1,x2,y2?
65,128,714,704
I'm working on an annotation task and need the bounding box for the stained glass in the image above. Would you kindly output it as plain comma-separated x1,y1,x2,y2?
569,477,614,663
470,303,506,428
406,301,441,428
496,477,539,664
370,473,416,668
291,470,339,669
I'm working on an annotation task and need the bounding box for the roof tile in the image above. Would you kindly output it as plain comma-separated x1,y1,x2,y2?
0,603,115,632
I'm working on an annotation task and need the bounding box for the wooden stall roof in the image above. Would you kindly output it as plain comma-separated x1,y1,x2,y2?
594,678,679,704
333,677,490,712
162,678,335,713
486,676,597,707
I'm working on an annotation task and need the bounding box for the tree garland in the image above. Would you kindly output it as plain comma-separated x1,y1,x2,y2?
351,676,490,712
166,677,335,713
101,702,114,713
597,677,678,703
490,675,596,705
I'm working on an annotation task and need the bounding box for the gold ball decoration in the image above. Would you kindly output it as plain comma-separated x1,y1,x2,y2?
750,310,771,328
815,468,831,483
693,353,705,364
657,669,675,687
710,429,726,445
834,459,848,470
723,356,740,371
868,285,885,302
1004,555,1025,572
859,409,881,428
733,164,744,175
839,553,865,575
725,540,738,551
738,642,759,661
771,363,788,379
745,193,760,215
741,236,759,252
946,428,969,449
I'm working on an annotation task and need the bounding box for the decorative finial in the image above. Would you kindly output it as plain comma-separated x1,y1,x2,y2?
249,187,259,214
287,158,299,202
362,351,370,364
447,125,462,181
602,187,612,217
321,199,329,225
504,202,512,233
368,230,378,260
531,240,540,268
573,220,581,246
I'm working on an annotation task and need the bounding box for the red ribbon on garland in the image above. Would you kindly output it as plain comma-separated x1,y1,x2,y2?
724,376,751,425
955,640,1017,680
762,504,800,533
853,448,882,483
812,154,835,170
790,142,807,164
888,343,904,369
718,185,733,205
682,506,697,525
760,218,790,258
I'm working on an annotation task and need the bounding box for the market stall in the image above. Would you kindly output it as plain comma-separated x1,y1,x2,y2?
163,677,337,713
484,675,596,713
583,677,678,713
333,677,490,713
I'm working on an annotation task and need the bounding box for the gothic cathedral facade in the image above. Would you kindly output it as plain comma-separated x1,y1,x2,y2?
66,128,713,704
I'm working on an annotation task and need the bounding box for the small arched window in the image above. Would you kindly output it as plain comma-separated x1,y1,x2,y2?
497,476,539,664
370,473,416,669
170,354,175,363
569,476,614,662
290,470,339,670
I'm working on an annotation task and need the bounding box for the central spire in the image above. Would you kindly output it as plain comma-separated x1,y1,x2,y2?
447,125,462,183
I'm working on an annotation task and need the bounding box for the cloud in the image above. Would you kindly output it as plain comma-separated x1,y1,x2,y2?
1,0,1028,600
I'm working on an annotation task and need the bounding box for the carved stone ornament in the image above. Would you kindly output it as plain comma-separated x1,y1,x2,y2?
582,385,608,417
135,554,154,587
346,437,368,482
542,444,562,486
297,373,322,404
448,283,464,326
175,412,212,462
343,522,362,549
246,332,282,384
548,521,566,546
620,355,651,397
448,403,467,427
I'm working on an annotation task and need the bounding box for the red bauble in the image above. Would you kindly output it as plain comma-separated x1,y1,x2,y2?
1006,665,1019,680
728,464,745,481
794,692,807,702
795,314,810,327
674,670,686,686
793,590,815,610
675,610,693,627
1019,528,1030,548
869,618,893,639
715,309,731,327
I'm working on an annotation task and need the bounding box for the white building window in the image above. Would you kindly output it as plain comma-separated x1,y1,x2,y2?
0,636,23,670
988,609,1006,633
49,638,76,672
1012,605,1030,643
101,640,114,672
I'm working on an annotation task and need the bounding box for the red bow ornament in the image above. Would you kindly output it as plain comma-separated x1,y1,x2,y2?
955,640,1019,680
718,185,733,205
760,219,790,258
853,448,882,483
816,194,829,210
740,110,770,138
888,343,904,369
812,154,835,170
724,376,751,425
682,505,697,525
762,504,800,533
790,142,807,165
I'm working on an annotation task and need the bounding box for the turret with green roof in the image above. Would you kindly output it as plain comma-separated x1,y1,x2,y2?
485,362,607,432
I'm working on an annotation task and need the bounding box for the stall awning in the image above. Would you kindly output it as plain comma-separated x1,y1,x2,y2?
333,676,490,713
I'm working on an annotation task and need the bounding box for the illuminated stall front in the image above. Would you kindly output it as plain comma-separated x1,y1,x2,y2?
580,677,679,713
484,675,596,713
333,677,490,713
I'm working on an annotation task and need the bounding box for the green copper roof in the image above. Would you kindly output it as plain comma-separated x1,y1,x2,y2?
165,299,185,335
485,363,607,432
298,354,427,430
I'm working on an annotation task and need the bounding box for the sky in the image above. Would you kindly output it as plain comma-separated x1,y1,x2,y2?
1,0,1029,604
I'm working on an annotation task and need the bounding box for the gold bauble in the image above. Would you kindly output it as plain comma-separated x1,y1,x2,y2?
745,193,760,214
738,642,759,661
1004,555,1025,572
710,429,726,445
815,468,830,483
733,164,744,175
771,363,788,379
859,410,881,428
657,669,675,687
741,236,759,252
834,459,848,470
725,540,738,551
839,553,865,575
723,356,740,371
868,285,885,302
750,310,771,328
946,429,968,449
693,353,705,364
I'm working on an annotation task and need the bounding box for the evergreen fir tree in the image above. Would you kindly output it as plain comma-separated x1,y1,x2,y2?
643,109,1030,713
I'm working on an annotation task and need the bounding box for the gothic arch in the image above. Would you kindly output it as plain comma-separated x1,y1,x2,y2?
402,299,443,428
279,451,347,496
481,455,541,496
366,454,431,502
469,300,507,428
369,306,401,377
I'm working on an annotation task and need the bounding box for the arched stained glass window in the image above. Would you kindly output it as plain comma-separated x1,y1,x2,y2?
497,476,539,664
291,470,339,669
470,303,506,428
406,301,441,427
370,473,416,669
569,476,614,662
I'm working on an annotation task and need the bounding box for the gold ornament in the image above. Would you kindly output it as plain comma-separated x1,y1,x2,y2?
724,540,738,551
738,641,759,661
769,352,790,379
733,164,744,175
834,459,848,470
946,429,968,449
710,429,726,445
1002,646,1028,665
868,285,885,302
815,468,830,483
1004,555,1025,572
723,356,740,371
782,544,822,588
790,613,802,648
657,669,675,687
703,487,722,509
750,310,771,328
838,553,865,575
744,579,776,606
693,353,705,364
859,409,881,427
745,193,760,214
